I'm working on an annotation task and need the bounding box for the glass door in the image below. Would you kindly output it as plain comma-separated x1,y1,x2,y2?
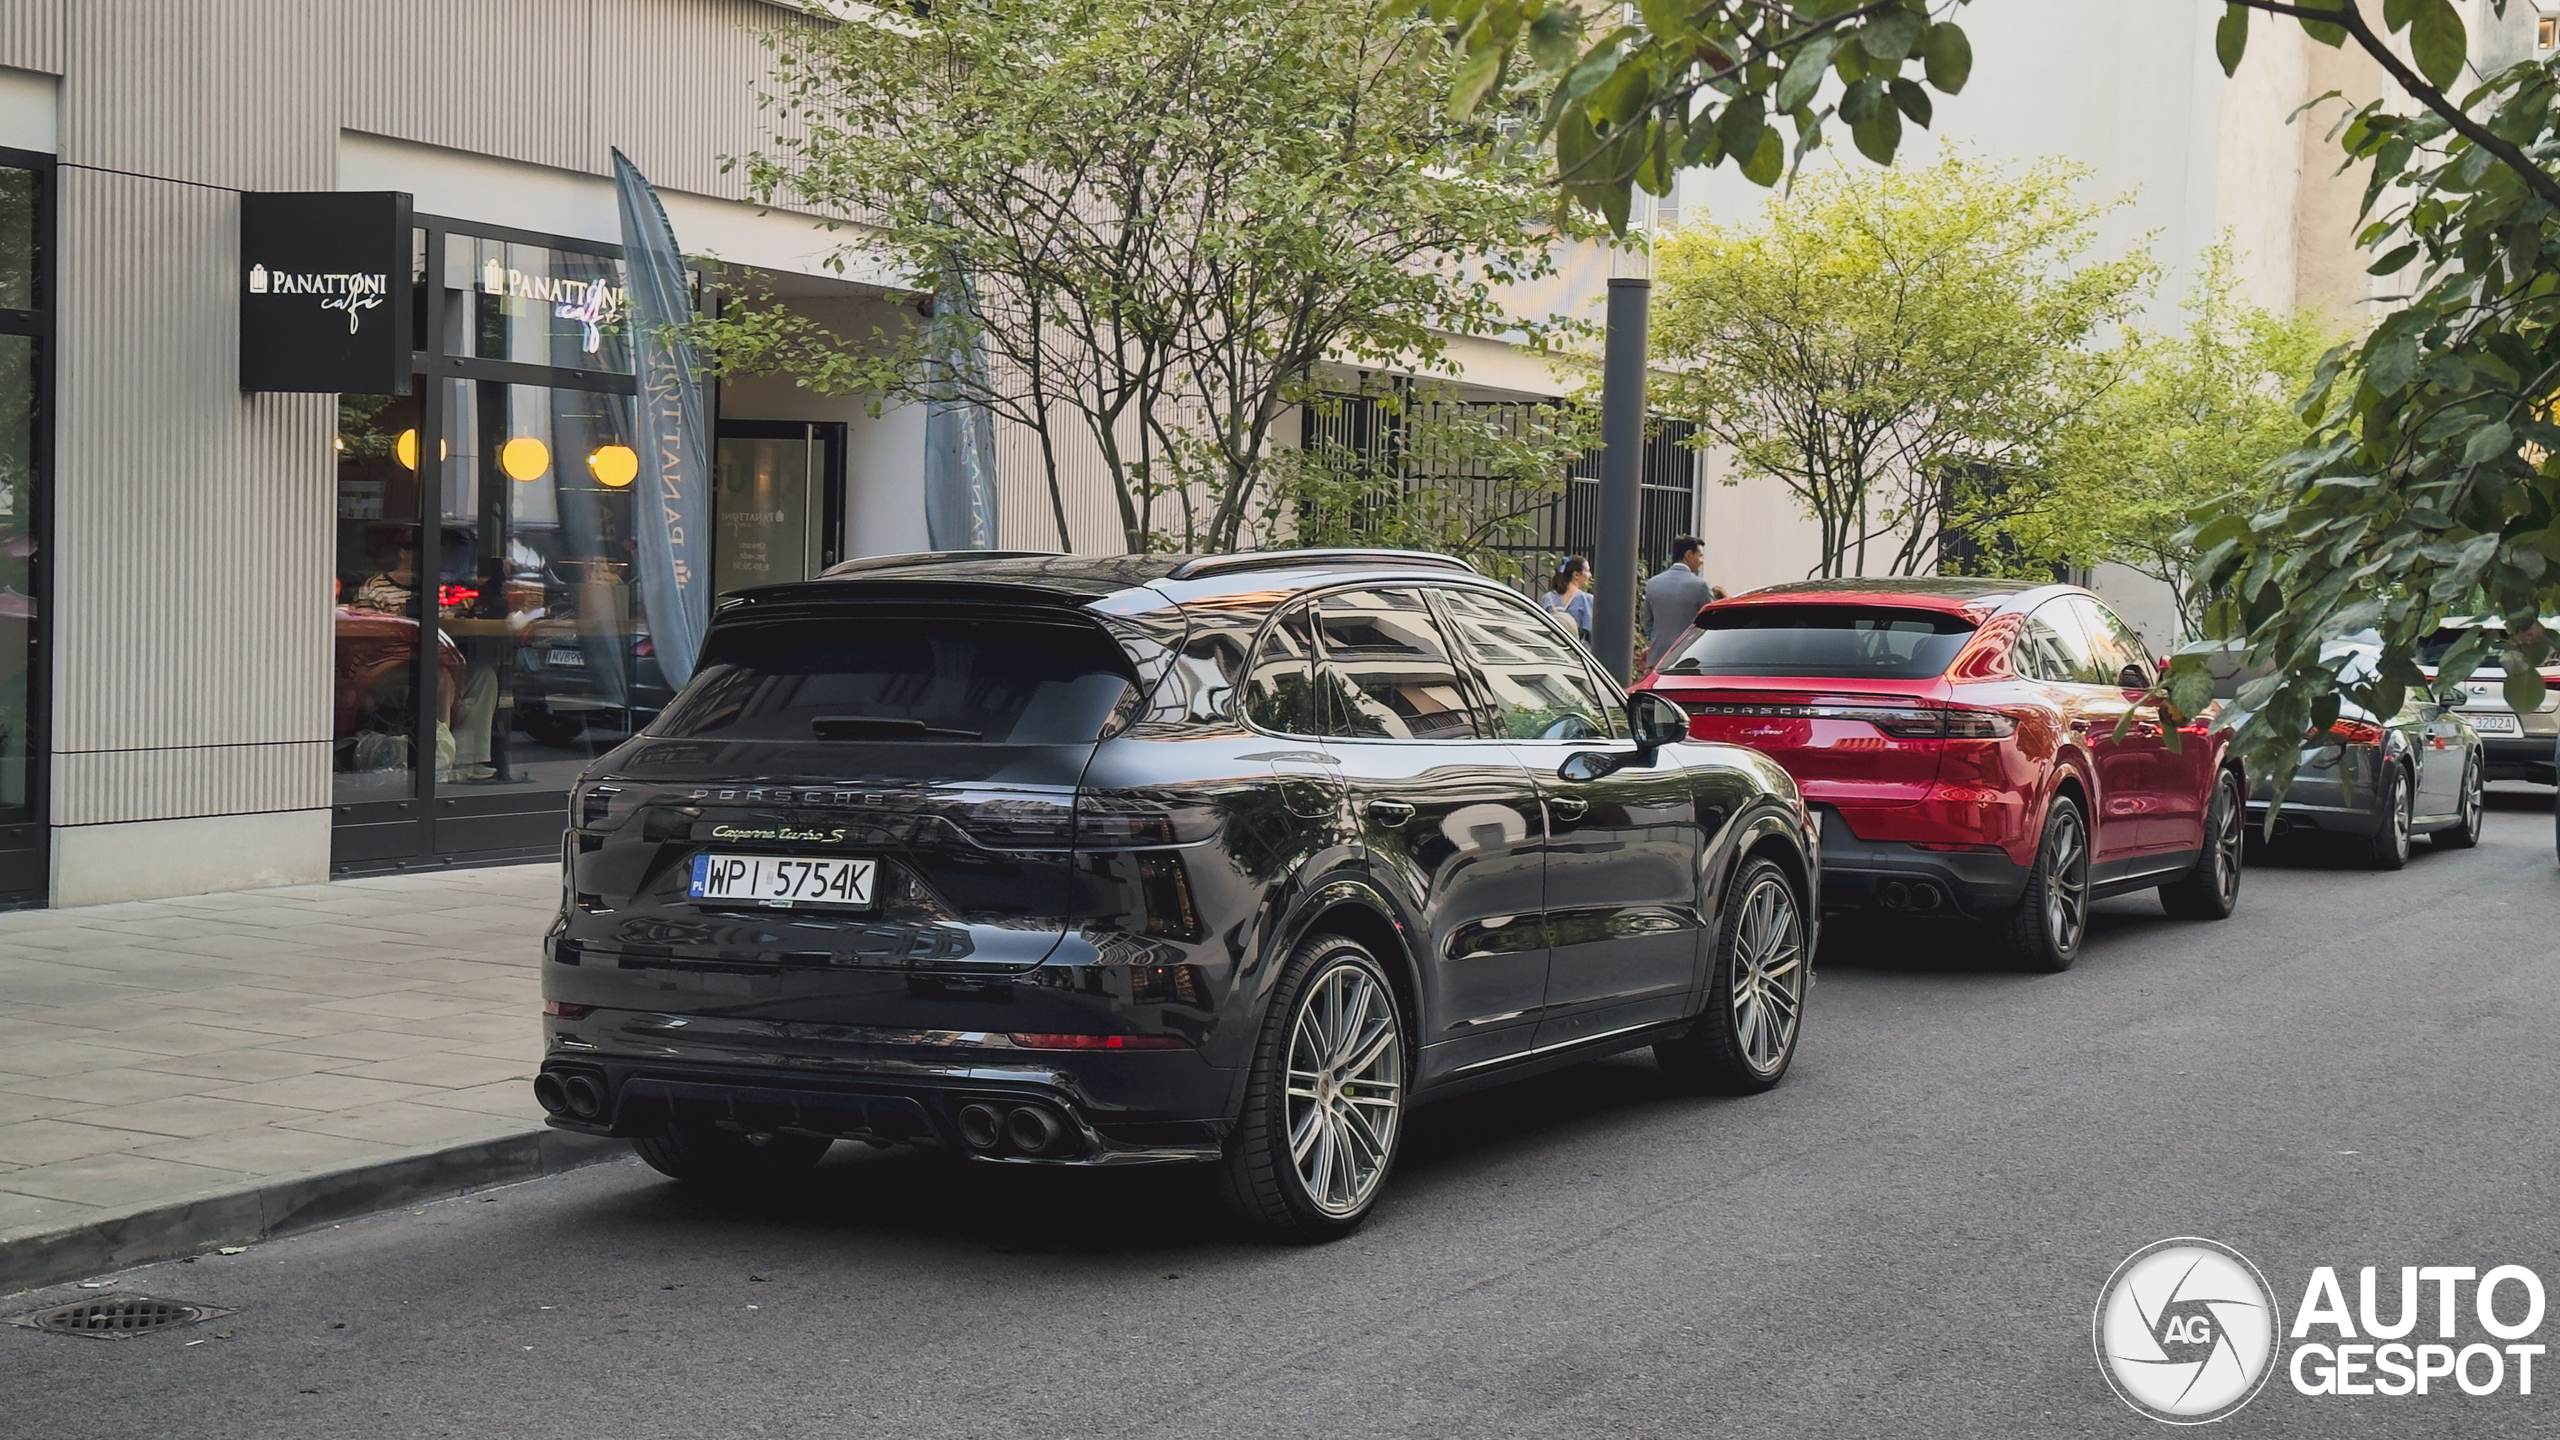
0,150,49,907
331,218,643,873
713,420,843,594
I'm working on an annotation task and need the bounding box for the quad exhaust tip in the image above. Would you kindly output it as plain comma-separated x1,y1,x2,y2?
532,1072,570,1116
561,1073,607,1120
1004,1106,1065,1155
956,1102,1003,1152
1878,880,1945,913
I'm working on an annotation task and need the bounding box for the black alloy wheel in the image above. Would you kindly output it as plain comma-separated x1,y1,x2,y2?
633,1121,832,1187
2431,753,2484,850
1220,934,1407,1243
1656,856,1806,1095
2002,794,2090,972
2363,763,2413,871
2159,769,2244,920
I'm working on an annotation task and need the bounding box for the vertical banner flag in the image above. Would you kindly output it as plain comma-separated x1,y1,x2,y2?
923,253,999,550
612,149,708,688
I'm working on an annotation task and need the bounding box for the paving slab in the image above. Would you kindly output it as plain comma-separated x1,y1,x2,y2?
0,863,620,1292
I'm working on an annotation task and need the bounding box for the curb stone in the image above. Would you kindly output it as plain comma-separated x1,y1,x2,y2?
0,1126,623,1298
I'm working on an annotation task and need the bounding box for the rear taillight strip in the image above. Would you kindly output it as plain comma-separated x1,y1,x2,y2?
1682,703,2015,739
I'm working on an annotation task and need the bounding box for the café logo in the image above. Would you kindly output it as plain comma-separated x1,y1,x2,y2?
480,255,626,354
245,263,389,334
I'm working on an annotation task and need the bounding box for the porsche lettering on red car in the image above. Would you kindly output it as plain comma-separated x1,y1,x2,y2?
1636,578,2246,971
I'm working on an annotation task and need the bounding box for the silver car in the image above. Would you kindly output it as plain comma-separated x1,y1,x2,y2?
2212,642,2486,870
2418,618,2559,785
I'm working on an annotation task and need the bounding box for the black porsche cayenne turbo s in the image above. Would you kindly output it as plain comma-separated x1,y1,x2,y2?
535,549,1818,1239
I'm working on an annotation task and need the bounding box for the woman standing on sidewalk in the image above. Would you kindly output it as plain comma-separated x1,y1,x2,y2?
1542,555,1595,645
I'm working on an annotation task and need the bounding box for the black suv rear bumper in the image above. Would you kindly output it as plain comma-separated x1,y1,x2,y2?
534,1031,1231,1167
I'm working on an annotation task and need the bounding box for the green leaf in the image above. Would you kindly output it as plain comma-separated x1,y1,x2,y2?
1837,76,1882,125
2367,243,2420,275
2369,334,2421,392
1678,112,1725,168
1719,93,1766,170
1851,103,1902,165
2383,0,2426,32
2297,3,2347,46
1922,21,1972,93
1449,43,1506,119
2215,4,2249,76
1859,8,1924,62
1739,125,1783,187
2462,420,2516,465
1526,7,1580,73
1890,78,1932,128
1776,35,1839,115
2504,667,2547,717
2410,0,2467,91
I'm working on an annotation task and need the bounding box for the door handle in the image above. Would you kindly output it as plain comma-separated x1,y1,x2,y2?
1364,799,1416,827
1548,796,1590,823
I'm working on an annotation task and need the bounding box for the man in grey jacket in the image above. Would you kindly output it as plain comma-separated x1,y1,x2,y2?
1641,536,1712,675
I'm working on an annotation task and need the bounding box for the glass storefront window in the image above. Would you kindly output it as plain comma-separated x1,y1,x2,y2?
713,433,821,595
436,379,647,792
441,236,630,374
0,166,33,312
333,392,429,804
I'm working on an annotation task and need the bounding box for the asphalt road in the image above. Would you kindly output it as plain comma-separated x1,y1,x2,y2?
10,790,2558,1440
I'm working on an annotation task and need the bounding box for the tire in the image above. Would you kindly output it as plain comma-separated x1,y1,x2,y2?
2001,794,2091,972
2362,763,2412,871
2431,752,2484,850
2159,768,2244,920
1655,856,1806,1095
632,1121,831,1187
1219,935,1407,1243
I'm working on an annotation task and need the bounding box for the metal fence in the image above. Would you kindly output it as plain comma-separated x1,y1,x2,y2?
1299,390,1699,591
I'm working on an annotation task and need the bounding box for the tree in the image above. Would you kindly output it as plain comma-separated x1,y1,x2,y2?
699,0,1576,555
2012,247,2338,636
1650,152,2153,579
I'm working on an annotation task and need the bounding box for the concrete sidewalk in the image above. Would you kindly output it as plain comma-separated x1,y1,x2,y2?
0,864,615,1293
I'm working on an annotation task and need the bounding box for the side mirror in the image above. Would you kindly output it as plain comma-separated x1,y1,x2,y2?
2436,684,2468,708
2115,663,2151,691
1629,692,1691,749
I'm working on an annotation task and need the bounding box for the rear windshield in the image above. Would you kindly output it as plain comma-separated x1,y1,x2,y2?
2417,626,2502,670
1658,605,1976,679
650,614,1135,744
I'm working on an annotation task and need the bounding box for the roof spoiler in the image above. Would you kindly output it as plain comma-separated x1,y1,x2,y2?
1167,549,1476,581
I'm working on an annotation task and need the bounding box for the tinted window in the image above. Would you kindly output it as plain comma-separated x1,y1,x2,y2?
1242,601,1331,736
2017,600,2108,685
2417,625,2504,670
1315,589,1477,740
1661,604,1975,679
652,615,1133,744
2072,597,2152,688
1436,586,1616,740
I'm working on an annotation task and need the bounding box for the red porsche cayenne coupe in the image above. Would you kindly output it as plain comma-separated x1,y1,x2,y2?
1637,578,2245,969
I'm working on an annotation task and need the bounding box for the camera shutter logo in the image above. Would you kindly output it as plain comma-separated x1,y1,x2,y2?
2094,1238,2282,1424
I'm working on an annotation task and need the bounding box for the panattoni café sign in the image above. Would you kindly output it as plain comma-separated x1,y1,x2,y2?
239,190,413,394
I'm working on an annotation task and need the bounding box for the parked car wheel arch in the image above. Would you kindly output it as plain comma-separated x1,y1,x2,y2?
1271,877,1424,1047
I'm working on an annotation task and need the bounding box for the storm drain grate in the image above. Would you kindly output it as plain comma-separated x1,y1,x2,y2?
12,1295,233,1339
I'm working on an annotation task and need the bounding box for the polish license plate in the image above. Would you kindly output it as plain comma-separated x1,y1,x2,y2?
2469,712,2520,734
688,854,877,909
545,648,586,669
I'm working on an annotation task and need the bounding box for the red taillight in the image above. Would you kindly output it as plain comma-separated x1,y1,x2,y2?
1683,702,2015,739
1006,1033,1190,1051
542,1000,593,1018
438,584,479,608
2315,719,2384,746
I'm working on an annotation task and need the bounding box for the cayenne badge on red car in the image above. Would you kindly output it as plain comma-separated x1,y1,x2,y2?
1637,578,2245,970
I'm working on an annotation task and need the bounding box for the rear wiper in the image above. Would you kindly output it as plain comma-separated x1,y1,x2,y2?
811,715,982,740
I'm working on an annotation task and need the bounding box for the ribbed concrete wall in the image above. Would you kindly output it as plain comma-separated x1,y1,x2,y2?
0,2,61,74
50,168,333,824
62,0,336,191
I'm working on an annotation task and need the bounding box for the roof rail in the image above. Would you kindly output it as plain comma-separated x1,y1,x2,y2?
819,549,1066,577
1167,549,1477,582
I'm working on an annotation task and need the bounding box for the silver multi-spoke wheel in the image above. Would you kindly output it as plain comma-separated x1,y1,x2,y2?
1727,874,1804,1077
2044,805,2090,951
1282,962,1403,1218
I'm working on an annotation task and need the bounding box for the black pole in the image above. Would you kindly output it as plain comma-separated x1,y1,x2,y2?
1595,276,1650,685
